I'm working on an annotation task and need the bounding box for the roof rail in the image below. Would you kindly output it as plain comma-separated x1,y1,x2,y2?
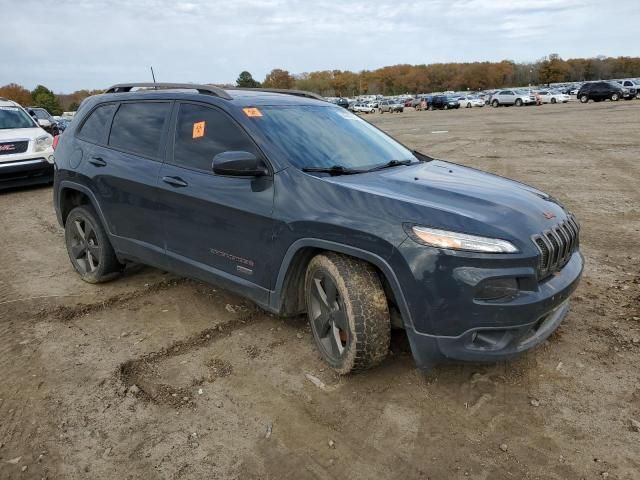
104,82,233,100
228,87,326,101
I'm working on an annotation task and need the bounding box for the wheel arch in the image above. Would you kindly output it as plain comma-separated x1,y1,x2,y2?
57,181,110,233
270,239,414,329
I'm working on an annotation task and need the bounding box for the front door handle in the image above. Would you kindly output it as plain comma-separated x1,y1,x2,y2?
162,176,188,188
89,156,107,167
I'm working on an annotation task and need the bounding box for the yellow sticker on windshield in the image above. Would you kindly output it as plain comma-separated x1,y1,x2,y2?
243,107,263,118
192,121,205,139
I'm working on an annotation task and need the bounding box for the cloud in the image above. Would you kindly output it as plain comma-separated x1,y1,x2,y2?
1,0,638,91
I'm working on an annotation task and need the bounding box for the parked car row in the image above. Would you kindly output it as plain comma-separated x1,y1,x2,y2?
327,76,639,116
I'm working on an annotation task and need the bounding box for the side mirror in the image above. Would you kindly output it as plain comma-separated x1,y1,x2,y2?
38,119,51,128
212,151,268,177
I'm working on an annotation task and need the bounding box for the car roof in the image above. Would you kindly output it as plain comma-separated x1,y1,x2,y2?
0,98,21,108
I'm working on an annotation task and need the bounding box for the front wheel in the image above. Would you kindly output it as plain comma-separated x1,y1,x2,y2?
515,98,523,107
611,93,619,101
551,98,557,104
64,205,123,283
580,95,589,103
305,253,390,374
492,99,499,107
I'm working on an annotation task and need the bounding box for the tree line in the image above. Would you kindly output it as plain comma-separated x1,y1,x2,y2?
2,54,639,112
257,54,640,96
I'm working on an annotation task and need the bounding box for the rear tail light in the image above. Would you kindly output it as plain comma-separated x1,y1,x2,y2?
52,135,60,150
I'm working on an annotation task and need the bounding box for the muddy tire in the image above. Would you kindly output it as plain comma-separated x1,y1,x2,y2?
65,205,122,284
304,253,390,374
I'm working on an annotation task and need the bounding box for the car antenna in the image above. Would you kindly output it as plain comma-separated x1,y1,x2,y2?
150,66,157,90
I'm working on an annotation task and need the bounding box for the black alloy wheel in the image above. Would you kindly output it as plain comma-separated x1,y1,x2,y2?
308,270,350,363
68,215,102,275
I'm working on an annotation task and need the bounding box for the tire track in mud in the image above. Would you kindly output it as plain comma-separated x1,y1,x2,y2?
118,308,262,408
34,277,191,323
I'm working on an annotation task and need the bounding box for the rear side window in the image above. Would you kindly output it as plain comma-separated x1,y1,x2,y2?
171,103,258,172
78,104,116,144
109,102,170,159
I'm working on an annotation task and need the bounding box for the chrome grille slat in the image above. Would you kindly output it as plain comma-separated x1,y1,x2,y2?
532,217,580,280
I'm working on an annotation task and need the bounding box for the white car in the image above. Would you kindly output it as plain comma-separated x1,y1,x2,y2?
352,102,376,114
0,98,55,190
537,90,571,104
458,95,485,108
490,89,536,107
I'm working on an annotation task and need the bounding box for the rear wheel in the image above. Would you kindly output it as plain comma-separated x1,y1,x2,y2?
580,95,589,103
64,205,122,283
492,99,499,107
305,253,390,374
611,93,619,101
551,97,557,104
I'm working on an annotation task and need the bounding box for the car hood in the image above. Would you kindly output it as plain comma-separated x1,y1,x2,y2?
326,160,569,245
0,127,46,141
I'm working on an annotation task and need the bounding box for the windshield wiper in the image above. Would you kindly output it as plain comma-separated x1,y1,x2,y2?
301,165,366,176
365,159,414,172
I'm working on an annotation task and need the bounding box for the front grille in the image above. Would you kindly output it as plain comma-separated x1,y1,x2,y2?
532,216,580,279
0,141,28,155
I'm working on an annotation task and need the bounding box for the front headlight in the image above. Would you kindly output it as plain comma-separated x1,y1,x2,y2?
409,226,519,253
34,134,53,152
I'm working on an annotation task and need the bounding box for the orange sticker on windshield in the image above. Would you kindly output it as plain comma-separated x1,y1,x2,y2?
192,121,205,139
243,107,263,117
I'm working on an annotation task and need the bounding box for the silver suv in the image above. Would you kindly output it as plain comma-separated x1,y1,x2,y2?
490,89,535,107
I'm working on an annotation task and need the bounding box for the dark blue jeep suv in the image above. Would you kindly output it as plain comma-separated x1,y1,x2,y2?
53,83,583,373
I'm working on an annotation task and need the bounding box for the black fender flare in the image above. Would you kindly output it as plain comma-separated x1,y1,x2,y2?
269,238,414,329
56,180,111,235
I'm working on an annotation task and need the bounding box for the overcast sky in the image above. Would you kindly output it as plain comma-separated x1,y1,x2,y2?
3,0,638,93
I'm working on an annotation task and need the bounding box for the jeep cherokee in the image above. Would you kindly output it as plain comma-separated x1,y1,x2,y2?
53,83,584,374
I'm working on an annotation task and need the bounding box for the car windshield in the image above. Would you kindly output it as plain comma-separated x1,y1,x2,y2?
31,109,50,120
253,105,416,171
0,106,36,130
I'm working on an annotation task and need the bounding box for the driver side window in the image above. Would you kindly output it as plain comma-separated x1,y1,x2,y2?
171,103,259,173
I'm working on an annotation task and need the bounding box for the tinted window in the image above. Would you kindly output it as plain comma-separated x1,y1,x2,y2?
78,104,117,144
172,103,258,172
109,102,169,159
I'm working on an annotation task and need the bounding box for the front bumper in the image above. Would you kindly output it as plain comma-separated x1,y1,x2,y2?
0,157,55,190
393,240,584,368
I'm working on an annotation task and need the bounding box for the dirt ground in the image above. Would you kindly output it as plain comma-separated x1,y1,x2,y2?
1,101,639,480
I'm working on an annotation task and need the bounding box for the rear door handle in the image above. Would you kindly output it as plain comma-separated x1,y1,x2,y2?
89,156,107,167
162,176,188,188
